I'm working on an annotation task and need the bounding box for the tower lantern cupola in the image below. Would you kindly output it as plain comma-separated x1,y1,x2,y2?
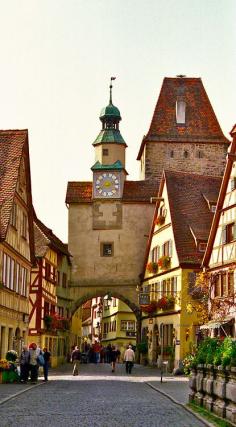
99,77,121,130
92,77,128,200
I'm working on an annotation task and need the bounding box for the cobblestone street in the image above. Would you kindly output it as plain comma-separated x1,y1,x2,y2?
0,364,207,427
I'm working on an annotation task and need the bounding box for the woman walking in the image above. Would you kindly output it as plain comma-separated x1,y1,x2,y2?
71,346,81,376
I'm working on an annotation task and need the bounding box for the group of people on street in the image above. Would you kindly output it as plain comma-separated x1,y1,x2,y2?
19,343,51,384
71,343,135,375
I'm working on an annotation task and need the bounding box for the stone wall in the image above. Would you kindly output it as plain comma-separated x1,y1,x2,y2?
143,141,228,180
189,365,236,423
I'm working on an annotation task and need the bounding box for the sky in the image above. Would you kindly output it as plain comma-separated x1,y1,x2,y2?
0,0,235,242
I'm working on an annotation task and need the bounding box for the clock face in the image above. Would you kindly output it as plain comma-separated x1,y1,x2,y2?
95,173,120,197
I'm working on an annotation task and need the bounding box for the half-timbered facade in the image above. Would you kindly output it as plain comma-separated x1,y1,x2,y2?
0,130,34,358
140,170,222,369
29,216,72,367
203,125,236,337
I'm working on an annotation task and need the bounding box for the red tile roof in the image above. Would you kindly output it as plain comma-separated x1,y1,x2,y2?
166,170,222,265
34,215,71,259
66,179,159,204
0,130,28,240
137,77,229,159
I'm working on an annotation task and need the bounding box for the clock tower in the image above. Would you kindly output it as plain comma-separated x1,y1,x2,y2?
92,78,127,199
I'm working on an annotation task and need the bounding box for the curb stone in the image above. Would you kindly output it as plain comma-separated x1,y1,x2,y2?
0,382,45,406
146,382,214,427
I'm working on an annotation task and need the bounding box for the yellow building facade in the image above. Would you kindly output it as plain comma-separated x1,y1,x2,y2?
0,130,34,359
101,298,136,357
140,170,221,369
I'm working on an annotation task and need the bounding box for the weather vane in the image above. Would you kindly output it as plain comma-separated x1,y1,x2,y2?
109,76,116,104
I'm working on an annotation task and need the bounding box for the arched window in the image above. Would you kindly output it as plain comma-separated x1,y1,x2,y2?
170,150,174,158
184,150,189,158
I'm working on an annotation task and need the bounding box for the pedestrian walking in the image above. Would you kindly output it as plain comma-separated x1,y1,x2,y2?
29,343,40,384
110,345,117,372
71,346,81,376
124,344,135,374
19,345,30,383
43,347,51,381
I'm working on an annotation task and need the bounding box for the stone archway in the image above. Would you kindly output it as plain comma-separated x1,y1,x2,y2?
69,286,142,349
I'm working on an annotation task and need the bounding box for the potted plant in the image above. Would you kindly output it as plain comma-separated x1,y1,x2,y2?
146,262,158,274
155,215,165,226
137,341,148,365
6,350,17,362
158,255,171,269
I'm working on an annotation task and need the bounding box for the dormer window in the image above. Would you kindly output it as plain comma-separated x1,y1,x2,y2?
176,100,186,124
198,242,207,252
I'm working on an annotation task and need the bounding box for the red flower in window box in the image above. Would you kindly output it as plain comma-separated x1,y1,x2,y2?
141,301,158,314
146,262,158,274
158,256,171,269
156,295,175,310
154,215,165,226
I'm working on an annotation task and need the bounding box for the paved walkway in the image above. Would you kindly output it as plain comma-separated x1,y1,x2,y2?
0,363,207,427
0,363,189,405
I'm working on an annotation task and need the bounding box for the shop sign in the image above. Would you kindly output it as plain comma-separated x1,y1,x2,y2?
139,293,150,305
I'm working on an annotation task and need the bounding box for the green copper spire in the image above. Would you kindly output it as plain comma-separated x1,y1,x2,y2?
93,78,126,146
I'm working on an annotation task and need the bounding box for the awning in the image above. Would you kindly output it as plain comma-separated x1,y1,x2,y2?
200,316,234,330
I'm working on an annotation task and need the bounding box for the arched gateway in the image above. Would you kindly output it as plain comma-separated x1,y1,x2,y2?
66,79,159,337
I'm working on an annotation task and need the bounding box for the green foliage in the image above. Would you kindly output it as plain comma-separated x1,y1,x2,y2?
136,341,148,354
221,337,236,368
5,350,17,362
188,337,236,369
194,338,220,365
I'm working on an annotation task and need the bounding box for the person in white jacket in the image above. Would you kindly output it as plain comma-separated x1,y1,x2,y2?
124,345,135,374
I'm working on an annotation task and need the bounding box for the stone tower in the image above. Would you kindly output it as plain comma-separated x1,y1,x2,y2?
137,76,230,180
66,80,158,312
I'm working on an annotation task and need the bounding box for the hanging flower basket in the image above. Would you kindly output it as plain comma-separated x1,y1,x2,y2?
156,295,175,310
146,262,158,274
141,301,158,314
158,256,171,270
154,215,165,226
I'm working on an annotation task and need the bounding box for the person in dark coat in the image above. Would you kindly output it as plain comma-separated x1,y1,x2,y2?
19,345,30,383
43,347,51,381
110,345,117,373
71,346,81,375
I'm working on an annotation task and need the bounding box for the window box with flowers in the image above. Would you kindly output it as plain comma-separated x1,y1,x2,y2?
141,301,158,314
146,262,158,274
156,295,175,310
158,255,171,270
154,215,165,226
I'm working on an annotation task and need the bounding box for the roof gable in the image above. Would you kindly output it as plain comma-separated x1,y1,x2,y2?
142,170,222,273
166,170,222,265
137,77,229,159
0,129,35,262
34,214,71,260
66,179,159,204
